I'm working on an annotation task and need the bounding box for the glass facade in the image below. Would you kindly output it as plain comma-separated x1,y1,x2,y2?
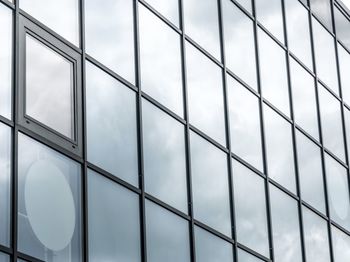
1,0,350,261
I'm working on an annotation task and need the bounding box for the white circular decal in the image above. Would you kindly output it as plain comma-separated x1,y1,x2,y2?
24,160,76,251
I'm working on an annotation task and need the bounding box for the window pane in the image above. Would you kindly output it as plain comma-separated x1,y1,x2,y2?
143,100,187,213
285,0,313,69
335,6,350,49
312,18,339,95
18,134,81,261
325,154,350,230
235,0,252,13
85,0,135,84
194,226,234,262
144,0,179,26
88,170,140,262
264,105,296,193
337,44,350,105
86,62,138,186
319,86,345,161
290,58,319,139
258,29,290,116
139,6,183,116
145,200,190,262
20,0,79,45
0,124,11,247
332,226,350,261
26,35,75,139
190,132,231,236
302,206,331,262
227,76,263,171
186,43,226,145
296,131,326,213
310,0,333,30
345,108,350,164
238,249,263,262
233,160,269,257
256,0,284,42
0,253,9,262
0,5,12,120
270,186,302,262
183,0,221,59
222,0,257,91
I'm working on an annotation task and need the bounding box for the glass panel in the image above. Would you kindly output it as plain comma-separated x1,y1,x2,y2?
0,253,9,262
183,0,221,59
255,0,284,42
0,124,11,247
144,0,179,26
145,200,190,262
143,100,187,213
88,170,141,262
86,62,138,186
335,6,350,49
235,0,252,13
26,35,74,139
319,86,345,161
190,132,231,236
270,185,302,262
227,76,263,171
325,154,350,230
290,58,319,139
186,43,226,145
296,131,326,213
258,29,290,116
337,44,350,105
18,134,81,261
312,18,339,95
233,160,269,257
285,0,313,69
238,249,262,262
264,105,296,193
85,0,135,84
194,226,234,262
302,206,331,262
332,226,350,261
0,5,12,120
310,0,333,30
139,5,183,116
345,108,350,164
222,0,257,91
20,0,79,45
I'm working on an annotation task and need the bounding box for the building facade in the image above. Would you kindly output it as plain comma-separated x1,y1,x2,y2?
0,0,350,261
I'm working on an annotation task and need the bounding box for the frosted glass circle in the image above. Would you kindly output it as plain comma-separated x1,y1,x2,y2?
24,160,76,251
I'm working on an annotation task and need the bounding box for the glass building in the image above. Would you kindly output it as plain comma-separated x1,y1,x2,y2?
1,0,350,261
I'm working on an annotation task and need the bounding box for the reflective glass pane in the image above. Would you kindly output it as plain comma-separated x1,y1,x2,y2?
296,131,325,213
258,29,290,116
190,132,231,236
235,0,252,13
85,0,135,83
227,76,263,171
302,206,331,262
183,0,221,59
270,186,302,262
310,0,333,30
194,226,234,262
325,154,350,230
256,0,284,42
313,18,339,94
139,6,183,116
0,5,12,120
285,0,313,69
290,58,319,139
18,134,81,261
233,160,269,257
144,0,179,26
319,86,345,161
337,44,350,105
335,6,350,49
0,253,9,262
145,201,190,262
345,108,350,164
186,43,226,145
20,0,79,45
238,249,262,262
0,124,11,247
88,170,141,262
264,105,296,193
222,0,257,91
143,100,187,213
332,226,350,261
26,35,74,139
86,62,138,186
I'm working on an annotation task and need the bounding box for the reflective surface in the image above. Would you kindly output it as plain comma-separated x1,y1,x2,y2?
139,5,183,116
190,132,231,236
345,108,350,164
145,201,190,262
0,253,9,262
86,62,138,186
337,44,350,105
332,225,350,261
310,0,333,30
238,249,262,262
143,100,187,213
88,170,141,262
144,0,179,26
335,6,350,50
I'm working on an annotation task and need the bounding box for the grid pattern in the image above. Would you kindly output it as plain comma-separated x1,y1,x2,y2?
0,0,350,261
